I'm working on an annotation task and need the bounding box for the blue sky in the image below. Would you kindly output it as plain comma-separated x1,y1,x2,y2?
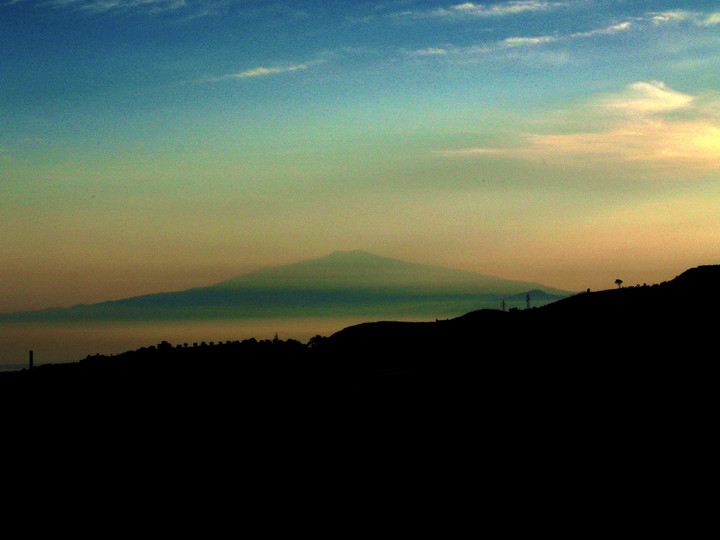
2,0,720,310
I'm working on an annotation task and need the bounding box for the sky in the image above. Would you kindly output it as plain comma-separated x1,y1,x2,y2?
2,0,720,312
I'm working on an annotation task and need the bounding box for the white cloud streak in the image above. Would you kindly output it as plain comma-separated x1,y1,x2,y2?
46,0,188,13
502,35,556,47
651,9,720,27
449,1,566,16
407,15,637,58
400,1,568,19
569,20,633,38
232,64,309,79
413,47,450,56
404,6,720,61
701,13,720,26
196,62,318,84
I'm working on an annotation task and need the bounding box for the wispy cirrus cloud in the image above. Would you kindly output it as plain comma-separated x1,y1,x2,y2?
453,1,567,16
194,61,321,84
407,33,559,58
5,0,229,17
502,35,557,47
231,64,310,79
406,16,636,58
404,6,720,61
396,1,568,19
569,20,633,38
45,0,189,13
412,47,451,56
651,10,720,27
702,13,720,26
5,0,313,22
400,4,720,29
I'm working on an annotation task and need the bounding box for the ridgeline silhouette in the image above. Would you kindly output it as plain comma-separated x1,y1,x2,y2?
4,263,714,519
2,264,716,417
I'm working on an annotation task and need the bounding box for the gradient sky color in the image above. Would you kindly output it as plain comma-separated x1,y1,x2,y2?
2,0,720,312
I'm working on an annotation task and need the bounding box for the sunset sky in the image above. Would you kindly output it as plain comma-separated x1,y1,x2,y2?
2,0,720,312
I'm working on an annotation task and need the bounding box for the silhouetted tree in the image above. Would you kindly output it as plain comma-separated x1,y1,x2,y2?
308,335,328,349
615,279,623,288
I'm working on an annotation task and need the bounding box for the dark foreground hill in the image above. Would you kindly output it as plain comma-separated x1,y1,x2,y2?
3,266,715,524
3,264,715,413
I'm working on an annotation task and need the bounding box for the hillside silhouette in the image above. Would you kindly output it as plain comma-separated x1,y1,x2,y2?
3,264,715,417
3,264,714,518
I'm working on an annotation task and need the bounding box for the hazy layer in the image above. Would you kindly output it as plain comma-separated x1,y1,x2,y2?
0,316,422,368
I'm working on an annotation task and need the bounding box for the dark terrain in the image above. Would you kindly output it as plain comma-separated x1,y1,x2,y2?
3,266,714,525
3,265,715,416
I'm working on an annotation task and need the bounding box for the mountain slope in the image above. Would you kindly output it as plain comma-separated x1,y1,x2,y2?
326,263,720,361
0,251,574,322
214,250,573,297
4,265,714,495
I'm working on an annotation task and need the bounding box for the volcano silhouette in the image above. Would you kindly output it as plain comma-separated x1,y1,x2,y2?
1,251,573,322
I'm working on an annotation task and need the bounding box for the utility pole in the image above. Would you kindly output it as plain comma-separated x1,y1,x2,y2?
29,350,33,370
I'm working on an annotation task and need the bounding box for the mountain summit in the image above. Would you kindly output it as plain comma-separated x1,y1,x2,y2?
213,250,569,296
1,251,573,322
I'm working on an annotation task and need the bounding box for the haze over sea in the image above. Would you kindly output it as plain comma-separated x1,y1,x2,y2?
0,317,376,369
1,250,574,369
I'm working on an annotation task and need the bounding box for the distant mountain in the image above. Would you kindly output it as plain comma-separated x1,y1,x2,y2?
0,250,574,322
212,251,570,294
